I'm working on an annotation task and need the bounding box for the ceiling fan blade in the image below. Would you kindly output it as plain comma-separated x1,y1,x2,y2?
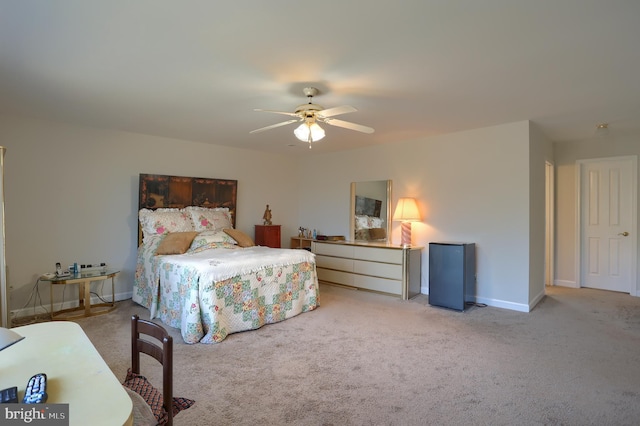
323,118,375,134
317,105,357,118
254,108,300,118
250,119,300,134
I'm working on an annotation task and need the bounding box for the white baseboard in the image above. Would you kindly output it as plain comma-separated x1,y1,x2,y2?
551,280,640,298
529,288,546,311
472,295,531,312
420,286,531,312
11,291,133,320
554,279,578,288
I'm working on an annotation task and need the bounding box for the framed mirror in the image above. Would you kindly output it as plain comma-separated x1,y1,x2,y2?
349,180,392,242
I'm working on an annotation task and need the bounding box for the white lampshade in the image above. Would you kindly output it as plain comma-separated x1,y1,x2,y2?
0,327,24,351
294,122,325,143
393,198,421,222
393,197,421,246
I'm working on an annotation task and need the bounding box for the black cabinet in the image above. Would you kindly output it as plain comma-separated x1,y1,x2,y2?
428,242,475,311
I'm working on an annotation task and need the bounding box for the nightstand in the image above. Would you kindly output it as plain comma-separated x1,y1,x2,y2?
290,236,313,250
254,225,281,248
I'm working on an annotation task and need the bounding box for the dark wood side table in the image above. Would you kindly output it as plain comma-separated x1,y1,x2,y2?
255,225,281,248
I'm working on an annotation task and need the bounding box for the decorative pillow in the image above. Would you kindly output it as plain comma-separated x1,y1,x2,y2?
185,207,233,232
188,230,238,252
189,241,237,253
355,215,370,230
223,228,255,247
369,216,384,228
355,229,370,240
142,234,164,253
368,227,387,241
139,208,194,242
156,232,199,255
354,215,384,230
123,369,195,425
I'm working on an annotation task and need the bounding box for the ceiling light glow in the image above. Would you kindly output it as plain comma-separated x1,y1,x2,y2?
294,122,325,143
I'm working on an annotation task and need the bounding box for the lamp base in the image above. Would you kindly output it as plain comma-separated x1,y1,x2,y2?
400,222,412,246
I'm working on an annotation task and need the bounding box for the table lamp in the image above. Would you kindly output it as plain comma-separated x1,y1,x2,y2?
0,327,24,351
393,198,421,246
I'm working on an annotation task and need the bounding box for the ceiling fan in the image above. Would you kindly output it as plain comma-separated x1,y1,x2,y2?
250,87,374,148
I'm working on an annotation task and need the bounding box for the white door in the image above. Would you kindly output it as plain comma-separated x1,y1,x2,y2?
579,157,637,293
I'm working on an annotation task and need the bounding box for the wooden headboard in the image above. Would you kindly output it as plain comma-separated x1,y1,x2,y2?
138,173,238,244
355,195,382,218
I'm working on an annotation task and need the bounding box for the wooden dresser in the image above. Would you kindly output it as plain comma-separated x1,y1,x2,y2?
312,240,422,300
254,225,281,248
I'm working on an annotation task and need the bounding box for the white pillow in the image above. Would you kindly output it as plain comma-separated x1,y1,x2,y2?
369,216,384,228
354,215,383,230
185,206,233,232
138,208,194,242
189,230,237,252
355,215,370,230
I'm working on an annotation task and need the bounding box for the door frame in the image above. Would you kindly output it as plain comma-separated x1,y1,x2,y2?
575,155,638,295
545,161,555,287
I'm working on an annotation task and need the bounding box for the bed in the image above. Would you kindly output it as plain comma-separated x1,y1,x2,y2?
133,174,319,344
354,214,387,241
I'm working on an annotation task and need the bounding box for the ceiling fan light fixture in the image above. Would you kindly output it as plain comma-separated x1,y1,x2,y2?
250,87,373,145
595,123,609,137
294,122,325,143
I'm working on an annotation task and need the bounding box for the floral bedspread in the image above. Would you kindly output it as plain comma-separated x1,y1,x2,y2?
133,242,319,344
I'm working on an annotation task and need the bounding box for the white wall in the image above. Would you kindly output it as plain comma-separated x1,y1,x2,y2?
1,114,550,315
298,120,539,311
554,131,640,296
0,115,301,314
528,122,554,308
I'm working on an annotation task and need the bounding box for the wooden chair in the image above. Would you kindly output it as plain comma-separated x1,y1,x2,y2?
131,314,174,425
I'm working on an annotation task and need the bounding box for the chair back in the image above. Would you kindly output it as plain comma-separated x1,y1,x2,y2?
131,314,174,425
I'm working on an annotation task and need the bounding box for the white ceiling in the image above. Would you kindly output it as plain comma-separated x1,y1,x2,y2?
1,1,639,155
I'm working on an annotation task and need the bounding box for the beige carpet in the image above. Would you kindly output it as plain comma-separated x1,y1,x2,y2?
74,284,640,425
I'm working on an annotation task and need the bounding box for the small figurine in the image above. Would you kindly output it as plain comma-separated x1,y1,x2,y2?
263,204,272,225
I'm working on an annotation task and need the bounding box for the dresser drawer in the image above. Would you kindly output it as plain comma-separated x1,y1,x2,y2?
315,255,354,272
317,268,355,286
313,243,354,258
353,275,402,295
354,260,402,280
353,246,402,264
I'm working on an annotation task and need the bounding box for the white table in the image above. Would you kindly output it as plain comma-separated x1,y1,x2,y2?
0,321,133,426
